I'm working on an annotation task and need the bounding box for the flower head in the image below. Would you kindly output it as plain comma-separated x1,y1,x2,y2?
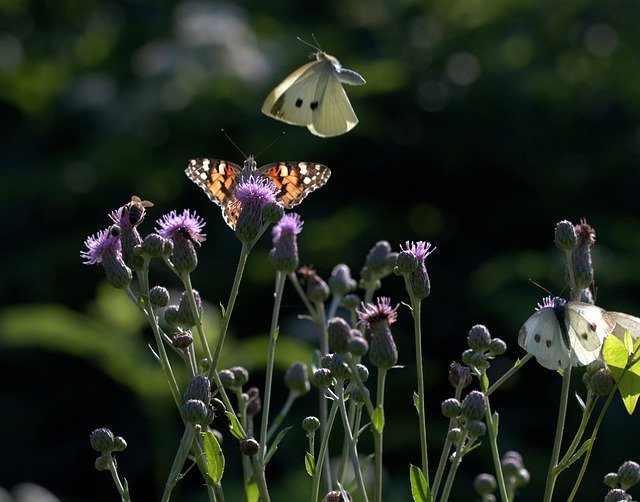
357,297,398,327
398,241,435,300
269,213,303,272
81,227,121,265
81,226,132,288
360,241,397,289
235,176,279,243
571,219,596,290
156,210,206,272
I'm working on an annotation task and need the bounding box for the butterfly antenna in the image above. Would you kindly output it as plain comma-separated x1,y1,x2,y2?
220,129,247,158
528,279,553,296
296,36,321,52
255,132,285,160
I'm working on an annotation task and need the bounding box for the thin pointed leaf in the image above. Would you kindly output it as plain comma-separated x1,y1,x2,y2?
410,464,431,502
566,439,593,468
203,430,225,483
225,411,246,440
491,412,499,436
372,405,385,433
264,426,292,464
304,452,315,477
413,391,420,413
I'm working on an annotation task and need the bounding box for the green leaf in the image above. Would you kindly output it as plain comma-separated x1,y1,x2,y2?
264,426,292,464
409,464,431,502
604,333,640,414
413,391,420,413
225,411,246,440
304,452,315,476
203,430,225,483
566,439,593,468
372,405,385,433
479,373,489,391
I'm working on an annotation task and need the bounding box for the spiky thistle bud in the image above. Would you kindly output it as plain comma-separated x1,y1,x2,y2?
358,297,399,370
554,220,577,250
328,264,357,297
571,219,596,290
284,362,310,396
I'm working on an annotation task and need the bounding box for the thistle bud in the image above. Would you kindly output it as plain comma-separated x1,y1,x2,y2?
348,335,369,358
239,438,260,456
218,370,236,389
263,201,284,224
149,286,170,308
349,385,369,405
164,305,180,325
590,368,615,396
172,331,193,348
90,428,115,452
488,338,507,356
328,264,357,297
302,416,321,434
554,220,577,251
183,375,211,404
120,226,144,271
328,353,350,380
618,461,640,490
245,387,261,416
447,427,462,443
183,399,208,424
269,213,302,273
441,398,462,418
604,489,632,502
467,325,491,351
473,473,497,496
355,363,369,382
313,368,334,387
328,317,352,354
95,454,111,471
448,362,472,389
394,251,419,274
112,436,127,452
604,472,619,488
177,290,201,327
323,490,352,502
230,366,249,387
102,250,133,288
284,362,310,396
571,219,596,290
141,233,167,257
341,294,361,310
467,419,486,438
462,391,486,420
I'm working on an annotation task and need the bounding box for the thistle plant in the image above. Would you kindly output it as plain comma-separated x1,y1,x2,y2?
83,170,640,502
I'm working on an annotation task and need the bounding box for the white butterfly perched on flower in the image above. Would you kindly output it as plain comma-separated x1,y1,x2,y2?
608,311,640,342
261,39,365,137
185,156,330,229
518,296,615,370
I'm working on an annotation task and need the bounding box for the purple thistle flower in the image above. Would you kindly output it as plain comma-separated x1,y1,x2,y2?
81,227,122,265
357,297,399,326
110,196,154,229
81,226,132,288
235,176,279,243
400,241,435,263
357,297,399,370
269,213,303,272
156,210,206,273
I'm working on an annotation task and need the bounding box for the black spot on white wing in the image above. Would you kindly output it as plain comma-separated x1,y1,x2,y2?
534,333,541,343
295,98,303,107
310,101,319,110
545,339,552,348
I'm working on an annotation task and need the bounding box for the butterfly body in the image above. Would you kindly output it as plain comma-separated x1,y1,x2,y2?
518,297,615,370
185,156,330,229
262,50,365,137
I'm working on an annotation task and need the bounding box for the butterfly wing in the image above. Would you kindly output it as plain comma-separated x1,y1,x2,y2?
308,71,359,137
565,302,615,366
262,60,327,127
606,311,640,342
518,308,572,370
258,161,331,208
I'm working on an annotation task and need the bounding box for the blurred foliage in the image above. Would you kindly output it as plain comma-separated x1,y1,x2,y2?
3,0,640,500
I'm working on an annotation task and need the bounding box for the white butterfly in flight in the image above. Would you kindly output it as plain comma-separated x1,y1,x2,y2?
518,296,615,370
262,41,365,137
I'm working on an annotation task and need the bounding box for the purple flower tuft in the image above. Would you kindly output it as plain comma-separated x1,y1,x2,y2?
273,213,303,240
536,296,562,311
357,297,399,326
155,209,206,241
81,227,122,265
236,175,278,207
400,241,435,263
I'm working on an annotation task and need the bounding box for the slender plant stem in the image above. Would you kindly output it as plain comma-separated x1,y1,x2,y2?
162,424,197,502
439,428,469,502
543,367,572,502
287,272,316,317
311,398,340,502
557,393,597,470
336,382,369,502
484,394,509,502
430,387,462,499
409,295,429,482
373,369,387,502
266,392,296,443
249,455,271,502
181,272,212,362
259,271,287,462
106,453,131,502
209,242,251,376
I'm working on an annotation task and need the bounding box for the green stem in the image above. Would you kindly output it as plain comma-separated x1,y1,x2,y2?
484,392,508,502
249,455,271,502
557,393,597,470
336,381,369,502
288,272,317,317
181,271,212,362
106,453,131,502
373,369,387,502
311,398,340,502
430,387,461,499
543,367,572,502
209,242,251,377
439,427,469,502
162,424,197,502
266,392,296,443
259,271,287,462
409,295,429,482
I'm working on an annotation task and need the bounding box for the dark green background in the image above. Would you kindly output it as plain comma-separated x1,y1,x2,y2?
2,0,640,500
